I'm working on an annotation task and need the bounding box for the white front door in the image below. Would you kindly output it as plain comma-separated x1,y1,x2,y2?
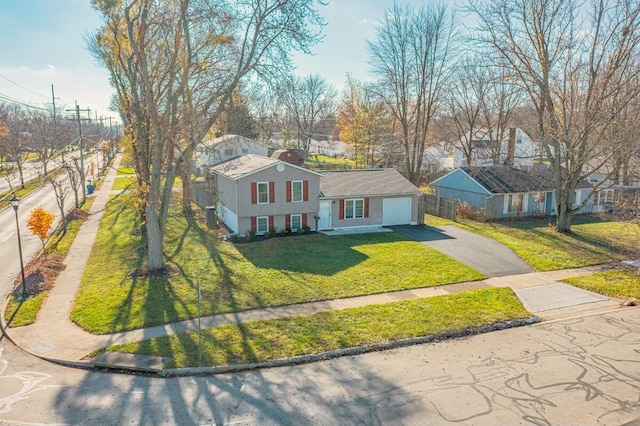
318,200,332,230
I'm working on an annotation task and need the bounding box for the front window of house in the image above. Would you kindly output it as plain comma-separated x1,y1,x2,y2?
596,189,614,206
290,214,302,230
257,182,269,204
256,216,268,234
505,193,525,214
346,199,364,219
292,180,303,202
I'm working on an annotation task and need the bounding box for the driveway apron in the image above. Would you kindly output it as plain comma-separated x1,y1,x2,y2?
392,224,536,277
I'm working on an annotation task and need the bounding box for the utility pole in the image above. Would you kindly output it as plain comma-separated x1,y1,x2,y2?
66,102,91,202
51,84,59,119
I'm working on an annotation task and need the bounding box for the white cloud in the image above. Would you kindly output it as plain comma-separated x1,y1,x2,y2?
358,18,371,24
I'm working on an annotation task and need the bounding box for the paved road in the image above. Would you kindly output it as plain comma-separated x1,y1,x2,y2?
393,224,536,277
1,309,639,425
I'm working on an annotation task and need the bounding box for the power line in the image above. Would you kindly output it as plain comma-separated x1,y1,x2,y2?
0,72,49,98
0,92,48,111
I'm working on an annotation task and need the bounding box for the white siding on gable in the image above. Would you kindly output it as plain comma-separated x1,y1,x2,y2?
383,197,412,226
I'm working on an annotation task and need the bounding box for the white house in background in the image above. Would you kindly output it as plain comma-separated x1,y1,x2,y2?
458,128,537,168
196,134,270,169
309,138,349,158
424,128,539,172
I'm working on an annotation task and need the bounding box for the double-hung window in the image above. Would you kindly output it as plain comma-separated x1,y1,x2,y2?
256,216,269,234
290,214,302,231
291,180,303,202
257,182,269,204
345,199,364,219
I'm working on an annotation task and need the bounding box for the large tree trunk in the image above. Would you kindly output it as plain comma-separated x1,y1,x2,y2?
145,204,164,272
555,188,575,233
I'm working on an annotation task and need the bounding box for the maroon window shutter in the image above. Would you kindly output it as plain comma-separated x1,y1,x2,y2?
251,182,257,204
339,199,345,220
250,217,256,233
303,180,309,201
285,214,291,227
302,213,307,228
364,198,370,218
269,181,275,203
268,215,274,230
286,181,292,202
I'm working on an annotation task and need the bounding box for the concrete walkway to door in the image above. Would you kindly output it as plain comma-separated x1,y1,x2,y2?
392,224,536,277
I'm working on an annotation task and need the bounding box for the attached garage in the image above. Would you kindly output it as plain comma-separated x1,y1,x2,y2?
320,169,422,230
383,197,412,226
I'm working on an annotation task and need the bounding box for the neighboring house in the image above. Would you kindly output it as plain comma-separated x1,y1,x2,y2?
208,155,323,235
431,165,595,219
318,169,422,230
271,149,305,166
309,138,349,158
197,134,270,169
462,128,537,168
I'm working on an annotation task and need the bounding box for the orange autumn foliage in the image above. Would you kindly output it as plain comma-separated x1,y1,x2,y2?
27,206,56,249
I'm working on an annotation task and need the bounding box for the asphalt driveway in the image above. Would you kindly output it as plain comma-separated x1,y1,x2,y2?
392,224,536,277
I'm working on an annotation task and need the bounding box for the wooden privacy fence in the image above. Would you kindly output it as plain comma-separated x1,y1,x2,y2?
421,194,457,221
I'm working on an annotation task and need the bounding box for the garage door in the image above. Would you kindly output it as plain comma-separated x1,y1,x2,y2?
383,197,412,226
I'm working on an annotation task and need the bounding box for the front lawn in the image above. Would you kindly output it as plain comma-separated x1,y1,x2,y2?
563,269,640,300
112,176,134,190
104,287,530,368
71,194,485,334
427,214,639,271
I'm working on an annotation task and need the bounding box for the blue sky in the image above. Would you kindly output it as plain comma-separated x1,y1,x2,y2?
0,0,453,122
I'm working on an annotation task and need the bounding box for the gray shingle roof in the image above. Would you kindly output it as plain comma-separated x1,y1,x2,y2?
461,165,592,193
208,154,280,179
320,169,421,198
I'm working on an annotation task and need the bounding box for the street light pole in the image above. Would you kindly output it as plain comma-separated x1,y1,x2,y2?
10,196,28,300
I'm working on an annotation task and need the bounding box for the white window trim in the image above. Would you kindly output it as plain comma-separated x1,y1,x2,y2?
596,189,614,206
503,193,528,214
290,214,302,230
291,180,303,203
257,181,269,204
256,216,269,234
345,198,365,219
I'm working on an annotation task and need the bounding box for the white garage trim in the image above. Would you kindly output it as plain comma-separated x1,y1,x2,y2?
383,197,412,226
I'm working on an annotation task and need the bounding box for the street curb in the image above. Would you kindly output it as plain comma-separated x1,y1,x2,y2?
1,300,540,377
7,316,541,378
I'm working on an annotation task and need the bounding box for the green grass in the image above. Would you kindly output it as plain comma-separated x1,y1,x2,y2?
117,166,135,175
305,154,355,169
3,293,47,327
112,176,134,190
3,198,94,327
426,214,640,271
105,287,530,368
71,193,485,334
563,269,640,300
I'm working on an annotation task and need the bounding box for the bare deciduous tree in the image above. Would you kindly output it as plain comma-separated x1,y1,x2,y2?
470,0,640,232
368,1,457,184
90,0,325,273
279,73,337,153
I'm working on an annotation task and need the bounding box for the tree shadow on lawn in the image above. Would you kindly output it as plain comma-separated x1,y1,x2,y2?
234,233,372,276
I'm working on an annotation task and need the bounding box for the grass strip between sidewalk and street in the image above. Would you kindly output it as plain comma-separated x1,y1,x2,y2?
3,198,95,327
103,287,530,368
563,269,640,300
425,214,639,271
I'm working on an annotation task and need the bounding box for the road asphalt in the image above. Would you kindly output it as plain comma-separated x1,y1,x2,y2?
0,155,634,375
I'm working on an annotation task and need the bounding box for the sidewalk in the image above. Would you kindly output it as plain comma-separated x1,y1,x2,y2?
0,160,632,371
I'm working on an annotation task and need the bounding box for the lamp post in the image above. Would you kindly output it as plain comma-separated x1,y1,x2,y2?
10,196,28,300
